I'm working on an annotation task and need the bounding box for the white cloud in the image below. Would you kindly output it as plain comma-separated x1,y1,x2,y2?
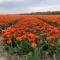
28,5,60,12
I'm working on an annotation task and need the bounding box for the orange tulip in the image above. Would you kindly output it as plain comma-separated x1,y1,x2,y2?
50,42,55,47
16,37,22,42
7,40,12,44
57,39,60,43
31,42,37,48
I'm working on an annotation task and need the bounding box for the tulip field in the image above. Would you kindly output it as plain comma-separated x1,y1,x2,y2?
0,15,60,60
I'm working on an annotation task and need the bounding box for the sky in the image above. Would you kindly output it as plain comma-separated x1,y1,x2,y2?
0,0,60,14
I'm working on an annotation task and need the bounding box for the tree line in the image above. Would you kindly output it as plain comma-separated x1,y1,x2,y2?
21,11,60,15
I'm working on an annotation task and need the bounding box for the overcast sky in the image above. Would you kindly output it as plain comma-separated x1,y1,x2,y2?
0,0,60,14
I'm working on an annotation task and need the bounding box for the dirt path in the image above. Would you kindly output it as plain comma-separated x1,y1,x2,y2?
0,37,8,60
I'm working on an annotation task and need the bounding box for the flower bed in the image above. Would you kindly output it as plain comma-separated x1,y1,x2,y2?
0,15,60,60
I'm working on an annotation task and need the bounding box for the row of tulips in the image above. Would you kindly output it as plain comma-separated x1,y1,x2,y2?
37,17,60,27
35,15,60,28
0,15,23,25
1,16,60,60
0,15,60,60
0,15,25,34
0,20,18,35
35,15,60,24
